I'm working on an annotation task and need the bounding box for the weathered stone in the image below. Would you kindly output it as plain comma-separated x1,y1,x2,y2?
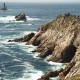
8,33,35,42
15,13,26,21
26,31,42,46
38,68,63,80
22,33,35,42
37,50,52,58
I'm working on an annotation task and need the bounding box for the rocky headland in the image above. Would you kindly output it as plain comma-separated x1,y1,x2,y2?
9,13,80,80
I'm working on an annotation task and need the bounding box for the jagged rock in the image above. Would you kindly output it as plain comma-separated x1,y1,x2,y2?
15,13,26,21
35,13,80,80
37,50,52,58
8,33,35,42
65,74,80,80
60,46,80,80
26,31,42,46
22,33,35,42
47,44,77,63
59,62,75,79
38,68,63,80
32,39,41,46
9,13,80,80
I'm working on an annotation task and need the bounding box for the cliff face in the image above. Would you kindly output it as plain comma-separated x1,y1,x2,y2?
9,13,80,80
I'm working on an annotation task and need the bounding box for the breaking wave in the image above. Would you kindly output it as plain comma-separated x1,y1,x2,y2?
0,16,40,23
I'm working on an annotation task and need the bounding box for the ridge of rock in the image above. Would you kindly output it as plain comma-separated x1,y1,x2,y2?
8,13,80,80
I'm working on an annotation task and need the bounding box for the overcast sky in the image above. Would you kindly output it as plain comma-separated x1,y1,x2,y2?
0,0,80,3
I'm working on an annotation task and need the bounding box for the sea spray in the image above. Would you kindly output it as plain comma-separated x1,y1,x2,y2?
0,16,40,23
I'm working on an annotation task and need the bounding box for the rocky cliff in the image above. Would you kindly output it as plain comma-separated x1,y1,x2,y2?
9,13,80,80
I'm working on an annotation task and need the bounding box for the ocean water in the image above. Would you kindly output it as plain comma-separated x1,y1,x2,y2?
0,3,79,80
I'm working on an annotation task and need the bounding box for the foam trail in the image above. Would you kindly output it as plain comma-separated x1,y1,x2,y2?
48,61,67,66
21,58,43,80
0,16,15,23
26,16,40,21
16,71,43,80
18,43,36,53
0,16,40,23
20,23,32,26
6,62,43,80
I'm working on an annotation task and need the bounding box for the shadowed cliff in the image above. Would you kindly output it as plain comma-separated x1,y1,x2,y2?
8,13,80,80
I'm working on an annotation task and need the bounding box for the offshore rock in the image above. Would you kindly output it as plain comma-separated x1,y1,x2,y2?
9,13,80,79
15,13,26,21
0,3,7,11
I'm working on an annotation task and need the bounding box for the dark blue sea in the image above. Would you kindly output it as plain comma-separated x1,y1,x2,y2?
0,3,79,80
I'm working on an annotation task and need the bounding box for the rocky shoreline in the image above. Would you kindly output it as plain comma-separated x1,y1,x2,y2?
8,13,80,80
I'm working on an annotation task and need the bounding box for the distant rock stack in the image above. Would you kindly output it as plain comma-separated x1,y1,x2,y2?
0,3,7,11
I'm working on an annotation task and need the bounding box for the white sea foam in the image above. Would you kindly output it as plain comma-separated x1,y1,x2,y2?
0,16,15,23
15,71,43,80
0,39,15,44
48,61,66,65
17,41,40,60
2,61,43,80
0,70,1,73
8,9,13,10
18,43,36,53
46,55,67,67
0,16,40,23
0,52,12,57
47,61,67,70
6,61,43,80
13,59,22,62
27,23,32,25
20,23,32,26
26,16,40,21
19,62,43,80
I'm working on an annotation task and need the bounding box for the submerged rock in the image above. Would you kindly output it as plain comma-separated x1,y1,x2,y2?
15,13,26,21
9,13,80,80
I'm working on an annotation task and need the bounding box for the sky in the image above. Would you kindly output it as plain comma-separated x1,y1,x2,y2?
0,0,80,3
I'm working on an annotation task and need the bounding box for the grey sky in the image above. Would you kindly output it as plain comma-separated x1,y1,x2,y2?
0,0,80,3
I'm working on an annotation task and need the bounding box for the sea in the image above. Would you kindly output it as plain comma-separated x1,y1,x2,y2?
0,3,79,80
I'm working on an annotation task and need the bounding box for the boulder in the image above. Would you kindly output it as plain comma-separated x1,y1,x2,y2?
15,13,26,21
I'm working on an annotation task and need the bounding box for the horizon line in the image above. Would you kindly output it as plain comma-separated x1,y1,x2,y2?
0,2,80,4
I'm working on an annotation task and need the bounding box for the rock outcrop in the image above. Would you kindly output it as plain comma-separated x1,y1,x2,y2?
15,13,26,21
8,33,35,42
8,13,80,80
